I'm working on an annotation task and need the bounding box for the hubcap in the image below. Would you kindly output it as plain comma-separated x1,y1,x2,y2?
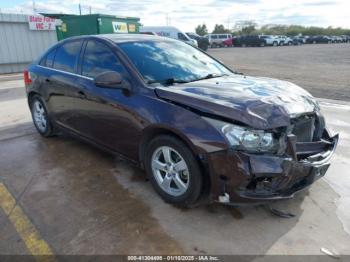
151,146,189,196
32,100,47,132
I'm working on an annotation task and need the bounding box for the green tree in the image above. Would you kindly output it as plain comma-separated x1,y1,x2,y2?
257,24,350,36
212,24,230,34
241,25,256,35
234,20,257,35
195,24,208,36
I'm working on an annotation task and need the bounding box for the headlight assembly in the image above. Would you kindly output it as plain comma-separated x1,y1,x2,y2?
204,117,278,153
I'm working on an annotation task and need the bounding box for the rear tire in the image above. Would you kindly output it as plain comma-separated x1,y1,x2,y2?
30,95,54,137
144,135,202,207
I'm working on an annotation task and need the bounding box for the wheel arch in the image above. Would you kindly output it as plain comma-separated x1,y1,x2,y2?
139,125,199,166
27,91,41,105
139,125,211,200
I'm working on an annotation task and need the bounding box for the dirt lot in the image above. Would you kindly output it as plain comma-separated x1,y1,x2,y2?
208,43,350,101
0,44,350,259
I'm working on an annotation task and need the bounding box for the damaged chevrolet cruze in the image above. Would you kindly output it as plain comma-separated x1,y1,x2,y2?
25,34,338,207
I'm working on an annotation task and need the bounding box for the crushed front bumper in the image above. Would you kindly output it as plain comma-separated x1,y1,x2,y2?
206,130,339,204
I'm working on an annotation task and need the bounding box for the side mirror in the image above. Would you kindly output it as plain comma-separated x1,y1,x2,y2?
94,71,131,90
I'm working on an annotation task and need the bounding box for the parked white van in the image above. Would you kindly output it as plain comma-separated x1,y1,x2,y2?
140,26,198,47
205,34,232,48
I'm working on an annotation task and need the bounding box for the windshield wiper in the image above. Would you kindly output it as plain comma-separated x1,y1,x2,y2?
147,78,189,85
187,73,228,83
233,70,244,75
147,73,230,85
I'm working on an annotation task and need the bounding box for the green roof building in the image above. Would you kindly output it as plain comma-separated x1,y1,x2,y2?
43,14,141,40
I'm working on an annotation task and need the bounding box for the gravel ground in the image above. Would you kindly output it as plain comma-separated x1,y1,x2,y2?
208,43,350,101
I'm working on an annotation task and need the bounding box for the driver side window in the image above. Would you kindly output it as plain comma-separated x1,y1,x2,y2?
81,40,125,78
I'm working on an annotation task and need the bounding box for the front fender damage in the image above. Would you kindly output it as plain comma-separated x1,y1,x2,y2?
204,130,338,205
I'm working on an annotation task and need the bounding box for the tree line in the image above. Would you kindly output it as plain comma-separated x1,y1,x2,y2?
195,23,350,36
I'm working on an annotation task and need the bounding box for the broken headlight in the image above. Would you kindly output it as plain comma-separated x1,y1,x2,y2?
204,117,278,153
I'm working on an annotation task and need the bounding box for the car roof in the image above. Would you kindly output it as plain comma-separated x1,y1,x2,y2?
62,33,176,44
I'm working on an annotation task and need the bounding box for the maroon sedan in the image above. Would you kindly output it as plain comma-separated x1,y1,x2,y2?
24,34,338,207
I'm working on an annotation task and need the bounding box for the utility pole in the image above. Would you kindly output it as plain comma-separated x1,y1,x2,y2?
89,6,91,15
79,3,82,15
32,0,37,13
165,14,171,26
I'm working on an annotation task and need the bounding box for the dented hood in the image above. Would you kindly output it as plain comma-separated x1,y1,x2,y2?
155,75,319,129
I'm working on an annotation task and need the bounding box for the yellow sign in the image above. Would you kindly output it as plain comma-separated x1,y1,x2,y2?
112,21,128,33
128,24,136,32
61,23,67,32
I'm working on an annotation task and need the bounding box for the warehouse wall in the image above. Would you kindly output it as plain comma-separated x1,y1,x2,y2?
0,13,57,74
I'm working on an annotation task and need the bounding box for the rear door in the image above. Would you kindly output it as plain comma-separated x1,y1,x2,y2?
44,40,84,129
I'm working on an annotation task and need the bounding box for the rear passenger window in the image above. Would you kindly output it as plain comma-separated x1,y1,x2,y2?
45,48,56,68
53,41,81,73
82,40,124,78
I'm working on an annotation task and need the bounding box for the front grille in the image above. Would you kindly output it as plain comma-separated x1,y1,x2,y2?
291,113,325,142
292,115,315,142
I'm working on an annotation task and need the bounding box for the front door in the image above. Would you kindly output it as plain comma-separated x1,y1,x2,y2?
74,39,141,159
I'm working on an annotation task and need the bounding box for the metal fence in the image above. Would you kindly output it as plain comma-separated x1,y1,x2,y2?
0,13,57,74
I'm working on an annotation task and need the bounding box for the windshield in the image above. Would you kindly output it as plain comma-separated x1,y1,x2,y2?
118,40,231,84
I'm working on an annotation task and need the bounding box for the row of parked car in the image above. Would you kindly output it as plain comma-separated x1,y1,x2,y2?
139,26,350,51
203,34,350,48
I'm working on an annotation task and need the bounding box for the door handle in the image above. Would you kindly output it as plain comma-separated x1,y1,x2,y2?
77,90,87,99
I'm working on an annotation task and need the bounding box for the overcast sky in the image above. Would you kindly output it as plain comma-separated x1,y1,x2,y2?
1,0,350,32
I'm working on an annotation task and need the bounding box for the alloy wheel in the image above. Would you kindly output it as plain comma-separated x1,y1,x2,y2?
151,146,190,196
32,100,47,132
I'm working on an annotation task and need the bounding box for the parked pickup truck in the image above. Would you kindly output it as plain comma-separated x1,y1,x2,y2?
234,35,266,47
306,36,332,44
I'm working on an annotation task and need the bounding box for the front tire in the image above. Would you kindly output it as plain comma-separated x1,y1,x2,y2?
144,135,202,207
30,95,54,137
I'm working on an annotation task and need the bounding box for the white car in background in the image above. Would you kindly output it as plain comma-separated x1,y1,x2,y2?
276,35,293,45
259,35,280,46
140,26,198,47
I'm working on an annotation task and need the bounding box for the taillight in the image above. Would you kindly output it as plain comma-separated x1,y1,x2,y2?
24,70,32,85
